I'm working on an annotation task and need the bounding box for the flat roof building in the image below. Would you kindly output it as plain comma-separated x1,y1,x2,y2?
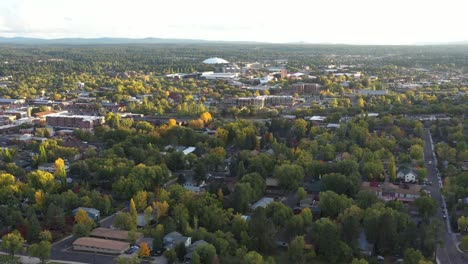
73,237,129,255
90,227,143,242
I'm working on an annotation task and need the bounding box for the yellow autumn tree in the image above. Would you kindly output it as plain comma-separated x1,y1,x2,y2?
54,158,66,186
188,119,205,129
153,201,169,220
74,208,90,224
168,119,177,127
133,191,148,212
35,190,45,209
139,242,151,257
200,112,212,124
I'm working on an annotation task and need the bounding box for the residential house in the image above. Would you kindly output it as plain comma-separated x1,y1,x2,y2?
72,207,100,221
250,197,274,210
361,182,421,203
163,231,191,250
397,169,417,183
184,240,209,262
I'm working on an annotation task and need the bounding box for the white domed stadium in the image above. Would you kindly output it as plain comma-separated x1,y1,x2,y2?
202,57,229,64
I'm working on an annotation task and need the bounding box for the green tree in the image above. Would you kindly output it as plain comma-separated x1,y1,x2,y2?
130,198,137,226
274,164,304,190
243,251,264,264
351,258,368,264
297,187,307,200
249,208,276,253
312,218,341,263
460,236,468,251
319,191,353,218
113,212,136,231
175,242,187,261
288,236,305,264
1,231,25,256
403,248,424,264
195,243,216,264
29,241,51,264
415,196,437,220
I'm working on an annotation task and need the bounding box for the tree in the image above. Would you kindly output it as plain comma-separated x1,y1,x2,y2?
73,222,93,237
34,190,45,210
191,251,201,264
319,191,353,218
300,208,313,227
460,236,468,251
54,158,67,186
116,256,142,264
1,231,25,256
249,208,276,253
45,203,65,229
351,258,368,264
114,212,136,230
29,241,51,264
175,242,187,261
139,242,151,258
410,145,424,160
130,198,137,226
152,224,164,249
243,251,264,264
39,230,52,242
389,155,397,181
403,248,424,264
312,218,341,263
297,187,307,201
458,216,468,232
274,164,304,190
415,196,437,220
200,112,212,124
289,236,305,264
168,118,177,127
75,208,90,224
154,201,169,220
133,191,148,212
144,206,153,226
195,243,217,264
287,215,305,238
266,202,293,227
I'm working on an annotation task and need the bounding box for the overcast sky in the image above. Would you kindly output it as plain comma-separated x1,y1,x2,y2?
0,0,466,45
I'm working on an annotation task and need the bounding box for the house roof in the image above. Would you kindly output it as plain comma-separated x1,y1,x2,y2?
202,57,229,64
72,207,100,216
251,197,274,210
90,227,142,241
73,237,129,251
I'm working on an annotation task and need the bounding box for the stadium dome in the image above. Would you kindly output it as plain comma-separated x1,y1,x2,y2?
202,57,229,64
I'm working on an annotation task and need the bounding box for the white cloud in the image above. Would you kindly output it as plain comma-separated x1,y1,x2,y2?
0,0,466,44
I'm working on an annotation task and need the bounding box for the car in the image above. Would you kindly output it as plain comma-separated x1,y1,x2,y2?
428,161,432,165
151,247,166,256
442,214,447,219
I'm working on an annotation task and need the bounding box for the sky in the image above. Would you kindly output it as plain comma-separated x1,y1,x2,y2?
0,0,467,45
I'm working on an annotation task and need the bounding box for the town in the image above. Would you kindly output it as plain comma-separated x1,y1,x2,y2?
0,43,467,264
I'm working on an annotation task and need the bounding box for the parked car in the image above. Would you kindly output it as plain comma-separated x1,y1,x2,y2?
151,247,166,256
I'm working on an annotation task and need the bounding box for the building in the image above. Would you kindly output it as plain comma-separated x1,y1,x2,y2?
72,207,100,221
184,240,209,262
357,89,388,96
90,227,142,242
163,231,191,249
250,197,274,210
290,83,321,95
72,237,129,254
45,112,105,131
0,98,26,105
361,182,421,203
397,169,417,183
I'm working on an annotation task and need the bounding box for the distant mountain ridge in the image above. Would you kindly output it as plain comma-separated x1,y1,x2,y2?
0,37,262,45
0,37,467,45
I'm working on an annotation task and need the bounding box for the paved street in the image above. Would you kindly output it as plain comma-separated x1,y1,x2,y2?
423,129,468,264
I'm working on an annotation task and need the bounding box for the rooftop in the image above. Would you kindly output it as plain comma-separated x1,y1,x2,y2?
90,227,142,241
73,237,129,251
202,57,229,64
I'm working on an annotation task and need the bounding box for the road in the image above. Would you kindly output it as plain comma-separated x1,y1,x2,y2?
423,129,468,264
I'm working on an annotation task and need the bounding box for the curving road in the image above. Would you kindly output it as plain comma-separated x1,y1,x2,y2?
423,129,468,264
